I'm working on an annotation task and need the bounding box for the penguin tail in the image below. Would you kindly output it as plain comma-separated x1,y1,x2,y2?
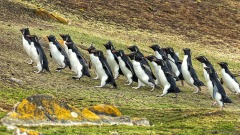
173,87,181,93
223,97,232,103
197,80,205,86
112,82,117,88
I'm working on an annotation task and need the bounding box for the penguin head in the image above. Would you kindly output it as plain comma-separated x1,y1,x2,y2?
154,59,166,67
46,35,57,43
103,41,115,51
165,47,174,54
183,48,191,55
112,50,124,57
84,44,96,53
144,55,157,62
149,44,160,51
126,53,140,61
27,35,38,43
218,62,228,69
195,56,208,63
65,42,74,49
20,28,30,36
59,34,73,42
204,67,212,74
127,45,139,53
93,50,104,57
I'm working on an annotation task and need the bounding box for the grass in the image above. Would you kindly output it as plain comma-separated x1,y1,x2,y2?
0,0,240,134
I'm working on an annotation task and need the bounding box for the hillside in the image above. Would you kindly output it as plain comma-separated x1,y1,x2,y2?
0,0,240,134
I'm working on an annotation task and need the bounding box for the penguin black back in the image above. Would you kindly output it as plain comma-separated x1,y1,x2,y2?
205,67,232,103
94,50,117,88
114,50,138,82
218,62,238,83
59,34,73,42
196,56,219,78
29,35,50,72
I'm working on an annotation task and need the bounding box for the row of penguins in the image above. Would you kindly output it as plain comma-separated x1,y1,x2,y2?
20,28,239,110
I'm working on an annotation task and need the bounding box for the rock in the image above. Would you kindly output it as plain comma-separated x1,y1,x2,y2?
1,94,150,127
35,8,70,25
13,128,42,135
132,118,150,126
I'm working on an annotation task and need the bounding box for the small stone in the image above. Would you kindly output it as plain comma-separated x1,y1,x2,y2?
71,112,78,118
10,78,23,85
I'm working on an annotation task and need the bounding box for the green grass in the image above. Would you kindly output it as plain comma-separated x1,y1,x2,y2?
0,1,240,134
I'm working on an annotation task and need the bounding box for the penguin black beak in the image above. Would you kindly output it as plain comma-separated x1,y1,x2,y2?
59,34,63,37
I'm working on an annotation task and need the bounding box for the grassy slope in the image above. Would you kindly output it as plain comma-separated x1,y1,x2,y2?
0,0,240,134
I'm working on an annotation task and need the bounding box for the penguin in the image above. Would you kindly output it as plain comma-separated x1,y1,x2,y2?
28,35,50,73
181,48,204,93
112,50,138,85
66,42,90,79
195,55,219,81
92,50,117,88
218,62,240,94
164,47,184,84
149,44,173,73
83,44,99,79
204,67,232,109
103,41,123,79
20,28,33,65
144,55,161,86
59,34,73,57
127,53,156,91
153,58,181,97
47,35,71,72
127,45,157,80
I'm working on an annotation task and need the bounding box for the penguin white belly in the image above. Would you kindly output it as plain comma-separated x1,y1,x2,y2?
206,78,214,98
68,50,83,76
151,62,160,84
168,55,180,76
202,64,210,81
30,44,39,64
63,42,69,57
132,61,151,86
22,37,31,56
106,50,119,72
30,44,42,71
181,57,194,86
158,66,170,87
49,43,65,67
89,54,97,69
95,60,108,79
118,58,132,77
155,51,162,59
222,69,240,93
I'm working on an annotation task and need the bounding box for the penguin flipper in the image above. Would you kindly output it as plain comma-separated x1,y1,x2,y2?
188,64,204,86
49,52,52,58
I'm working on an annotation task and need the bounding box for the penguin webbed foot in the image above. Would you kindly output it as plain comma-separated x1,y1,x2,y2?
34,70,42,74
92,76,99,80
211,102,217,106
132,86,140,89
124,83,132,86
72,76,80,80
55,68,63,72
172,94,178,98
95,85,104,88
26,60,33,65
